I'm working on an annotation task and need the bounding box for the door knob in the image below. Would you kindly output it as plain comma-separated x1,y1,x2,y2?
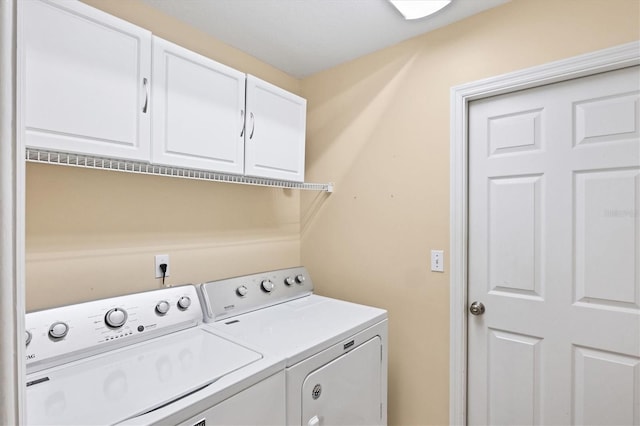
469,301,485,316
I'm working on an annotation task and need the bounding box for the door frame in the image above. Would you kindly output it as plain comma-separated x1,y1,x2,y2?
449,40,640,426
0,0,25,423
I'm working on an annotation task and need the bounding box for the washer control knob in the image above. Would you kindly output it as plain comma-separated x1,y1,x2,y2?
236,285,248,297
295,274,306,284
105,308,128,328
25,330,32,346
177,296,191,310
284,276,295,286
261,279,275,293
49,321,69,339
155,300,170,315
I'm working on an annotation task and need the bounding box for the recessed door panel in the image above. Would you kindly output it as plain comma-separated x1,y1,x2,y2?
164,55,239,160
573,346,640,425
574,93,639,146
488,175,543,298
575,169,639,308
488,109,544,157
487,330,542,426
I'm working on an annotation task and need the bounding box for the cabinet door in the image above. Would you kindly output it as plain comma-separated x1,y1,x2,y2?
245,75,306,182
152,37,246,174
20,0,151,161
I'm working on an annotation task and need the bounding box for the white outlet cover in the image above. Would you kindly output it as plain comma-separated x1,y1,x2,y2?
431,250,444,272
155,254,170,279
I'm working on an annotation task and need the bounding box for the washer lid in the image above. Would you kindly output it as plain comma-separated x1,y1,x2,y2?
25,328,261,426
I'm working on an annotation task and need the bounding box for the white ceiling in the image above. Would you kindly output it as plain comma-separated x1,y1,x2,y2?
141,0,509,78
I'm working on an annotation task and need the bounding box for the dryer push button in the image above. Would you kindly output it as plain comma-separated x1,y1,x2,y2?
261,280,275,293
177,296,192,310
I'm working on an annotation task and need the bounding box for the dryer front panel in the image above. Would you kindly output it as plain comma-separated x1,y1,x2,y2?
301,336,383,426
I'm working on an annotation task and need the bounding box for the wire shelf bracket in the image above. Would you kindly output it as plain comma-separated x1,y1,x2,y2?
26,148,334,193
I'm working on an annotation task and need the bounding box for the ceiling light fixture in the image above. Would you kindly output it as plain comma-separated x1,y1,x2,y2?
389,0,452,20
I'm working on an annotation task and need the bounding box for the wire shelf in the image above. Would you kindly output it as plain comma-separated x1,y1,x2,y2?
26,148,333,192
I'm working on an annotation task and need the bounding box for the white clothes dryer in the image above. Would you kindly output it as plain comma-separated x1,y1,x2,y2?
198,266,388,426
25,285,285,426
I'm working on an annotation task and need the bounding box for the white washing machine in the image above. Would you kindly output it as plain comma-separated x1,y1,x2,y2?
198,266,388,426
24,284,285,426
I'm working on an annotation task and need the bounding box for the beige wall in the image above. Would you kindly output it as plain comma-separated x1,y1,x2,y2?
26,164,300,309
300,1,639,425
26,0,302,310
25,0,640,424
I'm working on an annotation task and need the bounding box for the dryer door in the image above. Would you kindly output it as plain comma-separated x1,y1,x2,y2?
302,336,382,426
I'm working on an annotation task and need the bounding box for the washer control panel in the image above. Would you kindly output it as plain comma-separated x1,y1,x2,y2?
25,285,200,374
199,266,313,322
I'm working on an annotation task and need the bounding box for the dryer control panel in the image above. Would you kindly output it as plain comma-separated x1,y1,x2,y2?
199,266,313,322
25,285,201,374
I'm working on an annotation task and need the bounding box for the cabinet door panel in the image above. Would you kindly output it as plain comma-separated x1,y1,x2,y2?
245,75,306,182
20,0,151,161
152,37,246,174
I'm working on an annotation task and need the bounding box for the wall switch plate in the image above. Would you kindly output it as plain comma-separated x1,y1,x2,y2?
431,250,444,272
155,254,170,279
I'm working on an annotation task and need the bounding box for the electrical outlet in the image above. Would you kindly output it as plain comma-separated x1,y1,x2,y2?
431,250,444,272
155,254,170,279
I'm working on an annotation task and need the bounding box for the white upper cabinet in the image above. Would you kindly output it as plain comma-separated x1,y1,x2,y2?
151,37,246,174
244,75,307,182
20,0,152,161
20,0,310,184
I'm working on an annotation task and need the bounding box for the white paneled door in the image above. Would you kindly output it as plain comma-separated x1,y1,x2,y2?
468,66,640,425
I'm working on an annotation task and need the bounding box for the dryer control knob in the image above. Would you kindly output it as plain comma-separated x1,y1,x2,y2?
49,321,69,339
284,276,295,286
155,300,170,315
105,308,128,328
25,330,32,346
177,296,191,310
236,285,248,297
295,274,306,284
261,280,275,293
